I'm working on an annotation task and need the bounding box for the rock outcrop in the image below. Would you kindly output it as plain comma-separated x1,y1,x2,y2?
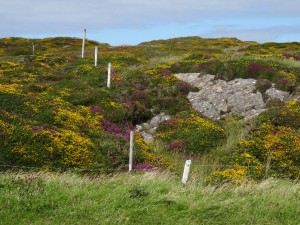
136,74,291,142
175,73,290,120
136,112,171,142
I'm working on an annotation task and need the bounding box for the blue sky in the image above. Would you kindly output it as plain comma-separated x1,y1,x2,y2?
1,0,300,45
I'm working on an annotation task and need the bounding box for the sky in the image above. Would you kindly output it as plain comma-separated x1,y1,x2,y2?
1,0,300,45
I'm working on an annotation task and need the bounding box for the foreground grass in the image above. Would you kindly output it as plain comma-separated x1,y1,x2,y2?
1,172,300,225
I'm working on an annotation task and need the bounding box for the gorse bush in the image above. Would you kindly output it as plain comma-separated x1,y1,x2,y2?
134,131,171,168
237,123,300,179
209,101,300,184
156,114,226,155
0,106,118,170
208,123,300,184
207,166,247,185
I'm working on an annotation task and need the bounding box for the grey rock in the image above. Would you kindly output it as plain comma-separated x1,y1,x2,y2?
136,112,171,142
175,73,214,89
265,88,289,101
176,73,289,120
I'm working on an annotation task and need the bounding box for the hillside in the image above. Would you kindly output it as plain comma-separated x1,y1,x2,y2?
1,36,300,224
0,36,300,182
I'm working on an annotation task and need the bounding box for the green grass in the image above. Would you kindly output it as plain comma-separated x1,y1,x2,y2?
270,57,300,68
0,172,300,225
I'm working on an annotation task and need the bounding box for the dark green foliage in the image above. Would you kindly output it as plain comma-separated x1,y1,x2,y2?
258,100,300,129
129,185,149,198
0,93,30,114
255,79,272,99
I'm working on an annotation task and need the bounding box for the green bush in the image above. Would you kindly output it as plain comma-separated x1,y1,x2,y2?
237,123,300,179
156,114,226,155
255,79,272,94
258,100,300,129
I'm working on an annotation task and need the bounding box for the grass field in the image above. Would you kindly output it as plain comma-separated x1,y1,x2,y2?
1,171,300,225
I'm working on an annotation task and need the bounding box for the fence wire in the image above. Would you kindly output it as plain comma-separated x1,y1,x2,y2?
0,164,116,172
0,162,298,172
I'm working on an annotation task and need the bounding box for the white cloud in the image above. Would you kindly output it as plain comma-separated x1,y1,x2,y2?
202,24,300,43
0,0,300,43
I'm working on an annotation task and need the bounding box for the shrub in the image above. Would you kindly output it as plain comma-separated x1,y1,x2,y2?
275,77,296,92
156,114,226,155
207,100,300,183
255,79,272,94
134,131,171,168
175,80,199,95
206,59,253,80
207,167,247,185
258,100,300,129
167,140,187,151
1,123,95,168
247,62,274,75
208,122,300,183
282,53,300,61
102,120,132,142
237,123,300,179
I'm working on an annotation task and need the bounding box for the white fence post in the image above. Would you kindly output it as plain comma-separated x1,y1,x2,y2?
32,42,35,56
94,46,98,66
107,63,111,88
182,160,191,184
129,131,134,172
81,29,86,58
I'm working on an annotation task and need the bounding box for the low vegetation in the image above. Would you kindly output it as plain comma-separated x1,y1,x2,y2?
1,36,300,176
0,36,300,223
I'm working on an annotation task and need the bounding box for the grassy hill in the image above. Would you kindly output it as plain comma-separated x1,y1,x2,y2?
0,36,300,178
1,36,300,224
